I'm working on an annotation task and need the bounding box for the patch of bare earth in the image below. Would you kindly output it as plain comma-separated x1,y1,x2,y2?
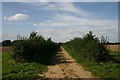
38,47,95,78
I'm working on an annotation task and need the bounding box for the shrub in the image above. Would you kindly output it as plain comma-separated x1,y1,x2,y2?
1,40,12,46
12,32,59,64
63,31,109,62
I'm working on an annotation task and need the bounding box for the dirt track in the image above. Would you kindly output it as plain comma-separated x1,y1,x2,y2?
38,47,95,78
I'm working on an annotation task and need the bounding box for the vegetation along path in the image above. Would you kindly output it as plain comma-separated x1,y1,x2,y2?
39,47,95,78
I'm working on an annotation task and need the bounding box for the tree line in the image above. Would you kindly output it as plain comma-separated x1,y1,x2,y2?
1,31,113,63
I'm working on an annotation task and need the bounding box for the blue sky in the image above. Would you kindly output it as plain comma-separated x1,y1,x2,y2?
2,2,118,42
2,0,120,2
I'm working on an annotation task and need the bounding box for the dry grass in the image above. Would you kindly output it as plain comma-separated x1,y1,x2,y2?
107,44,120,52
0,46,13,53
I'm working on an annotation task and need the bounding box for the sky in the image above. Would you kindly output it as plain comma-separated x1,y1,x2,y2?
2,2,118,42
1,0,120,2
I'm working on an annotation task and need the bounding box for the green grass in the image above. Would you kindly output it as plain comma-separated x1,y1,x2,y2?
109,51,120,63
2,52,47,80
63,46,120,79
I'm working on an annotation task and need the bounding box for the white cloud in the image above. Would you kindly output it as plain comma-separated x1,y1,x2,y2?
36,29,85,42
4,13,29,21
2,33,17,41
34,14,118,42
33,14,118,28
36,26,118,42
29,2,90,16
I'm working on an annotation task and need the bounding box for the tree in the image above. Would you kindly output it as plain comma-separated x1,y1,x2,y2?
100,35,108,44
2,40,11,46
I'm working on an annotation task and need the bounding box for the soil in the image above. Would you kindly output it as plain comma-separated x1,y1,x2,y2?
38,47,95,78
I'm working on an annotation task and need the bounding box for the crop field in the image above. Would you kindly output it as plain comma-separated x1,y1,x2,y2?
107,44,120,52
0,46,13,52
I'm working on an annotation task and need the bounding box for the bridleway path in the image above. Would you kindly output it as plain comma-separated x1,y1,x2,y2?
38,47,95,78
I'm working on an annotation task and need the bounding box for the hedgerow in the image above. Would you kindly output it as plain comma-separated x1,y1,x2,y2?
12,32,59,64
63,31,109,62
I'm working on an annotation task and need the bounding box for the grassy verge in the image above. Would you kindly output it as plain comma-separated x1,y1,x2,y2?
63,46,120,79
109,51,120,63
2,52,47,80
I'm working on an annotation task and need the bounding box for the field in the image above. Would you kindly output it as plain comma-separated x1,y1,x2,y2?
2,46,47,80
1,46,13,52
107,44,120,52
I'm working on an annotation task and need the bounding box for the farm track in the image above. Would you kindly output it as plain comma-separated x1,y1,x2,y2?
38,47,95,79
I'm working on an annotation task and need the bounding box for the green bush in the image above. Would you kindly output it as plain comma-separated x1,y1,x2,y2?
63,31,109,62
1,40,12,46
12,32,59,64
